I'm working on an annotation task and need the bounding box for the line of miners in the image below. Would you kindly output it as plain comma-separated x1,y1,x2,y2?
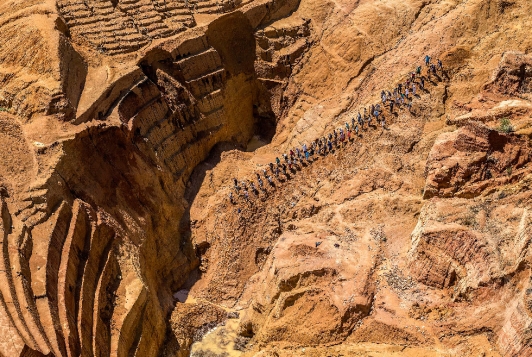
229,56,444,204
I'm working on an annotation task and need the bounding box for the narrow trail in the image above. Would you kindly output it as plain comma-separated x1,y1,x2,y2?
229,68,445,216
191,64,449,305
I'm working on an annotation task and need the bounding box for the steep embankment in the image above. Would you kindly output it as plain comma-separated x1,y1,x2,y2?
181,0,532,356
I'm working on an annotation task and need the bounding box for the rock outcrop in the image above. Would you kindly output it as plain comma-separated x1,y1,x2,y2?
423,121,532,199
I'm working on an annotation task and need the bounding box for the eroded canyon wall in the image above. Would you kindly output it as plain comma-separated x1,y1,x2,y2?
0,0,303,356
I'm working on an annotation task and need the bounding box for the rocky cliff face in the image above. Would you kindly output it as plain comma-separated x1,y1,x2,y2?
0,0,302,356
0,0,531,357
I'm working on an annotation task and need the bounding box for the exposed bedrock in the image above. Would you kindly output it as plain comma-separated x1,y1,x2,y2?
238,233,377,346
423,121,532,199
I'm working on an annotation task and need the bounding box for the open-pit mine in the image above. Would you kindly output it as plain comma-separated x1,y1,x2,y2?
0,0,531,356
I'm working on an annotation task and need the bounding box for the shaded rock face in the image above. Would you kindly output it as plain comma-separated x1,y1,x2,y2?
0,0,305,356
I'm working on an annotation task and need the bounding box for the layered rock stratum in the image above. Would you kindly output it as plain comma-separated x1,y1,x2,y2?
0,0,531,356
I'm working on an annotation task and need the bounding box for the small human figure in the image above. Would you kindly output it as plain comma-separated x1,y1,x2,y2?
424,55,431,66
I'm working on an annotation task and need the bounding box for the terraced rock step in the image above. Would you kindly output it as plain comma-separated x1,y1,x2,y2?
0,200,38,351
174,48,223,81
57,0,196,55
30,202,73,357
110,273,147,357
57,200,93,357
77,220,116,357
189,0,236,13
